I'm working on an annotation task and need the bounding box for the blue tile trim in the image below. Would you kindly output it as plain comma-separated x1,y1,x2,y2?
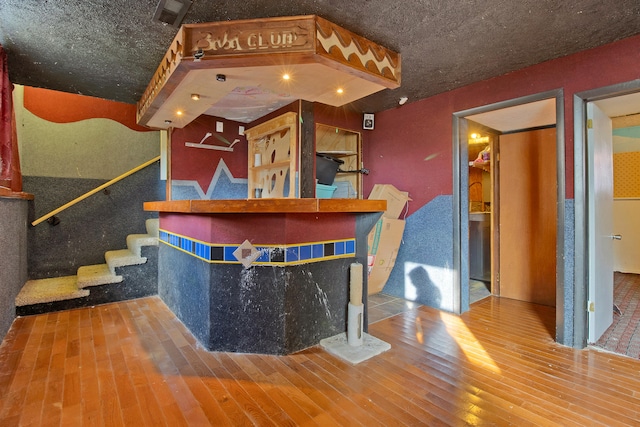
158,229,355,265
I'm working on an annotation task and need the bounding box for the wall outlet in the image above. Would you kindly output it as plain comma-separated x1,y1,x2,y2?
216,121,223,132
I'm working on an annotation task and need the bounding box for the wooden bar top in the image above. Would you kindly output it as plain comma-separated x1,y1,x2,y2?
144,199,386,214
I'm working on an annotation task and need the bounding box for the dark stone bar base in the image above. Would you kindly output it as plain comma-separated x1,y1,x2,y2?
146,199,385,355
159,244,355,354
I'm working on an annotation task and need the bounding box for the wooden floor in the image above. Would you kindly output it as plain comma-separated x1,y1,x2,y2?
1,296,640,426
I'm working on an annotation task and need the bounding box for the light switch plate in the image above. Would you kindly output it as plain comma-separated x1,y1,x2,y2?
239,125,245,135
216,121,223,132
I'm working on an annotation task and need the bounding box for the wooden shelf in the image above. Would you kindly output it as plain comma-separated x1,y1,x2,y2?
316,124,362,198
251,161,291,171
246,112,298,199
317,150,358,157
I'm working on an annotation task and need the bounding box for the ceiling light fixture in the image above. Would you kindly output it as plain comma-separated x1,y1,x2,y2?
216,74,226,82
336,88,344,94
176,110,183,116
152,0,192,27
191,93,200,101
282,73,291,80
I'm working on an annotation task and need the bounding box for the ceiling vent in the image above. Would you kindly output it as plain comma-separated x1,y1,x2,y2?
153,0,192,27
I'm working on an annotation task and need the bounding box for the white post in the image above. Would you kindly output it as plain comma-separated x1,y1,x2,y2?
348,263,364,346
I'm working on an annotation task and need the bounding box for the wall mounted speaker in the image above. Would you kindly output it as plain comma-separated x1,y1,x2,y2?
363,113,374,130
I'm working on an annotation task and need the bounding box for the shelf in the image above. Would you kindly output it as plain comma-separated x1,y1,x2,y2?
251,160,292,171
246,112,298,199
316,123,362,199
317,150,357,157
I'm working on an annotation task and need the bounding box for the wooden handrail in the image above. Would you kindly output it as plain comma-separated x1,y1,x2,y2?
31,156,161,226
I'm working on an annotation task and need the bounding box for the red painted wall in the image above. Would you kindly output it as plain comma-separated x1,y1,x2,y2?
161,212,356,244
365,34,640,215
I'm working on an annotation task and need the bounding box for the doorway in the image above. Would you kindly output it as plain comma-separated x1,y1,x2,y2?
452,90,565,341
467,125,495,304
574,84,640,348
466,122,557,307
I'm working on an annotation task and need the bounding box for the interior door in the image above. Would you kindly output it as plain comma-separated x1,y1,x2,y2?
499,128,557,306
587,102,614,343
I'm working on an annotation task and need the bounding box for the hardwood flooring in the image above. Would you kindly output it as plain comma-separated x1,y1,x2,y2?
367,292,418,323
1,295,640,426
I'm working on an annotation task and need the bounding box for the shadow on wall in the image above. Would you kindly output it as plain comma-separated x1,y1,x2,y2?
408,265,442,308
382,195,455,312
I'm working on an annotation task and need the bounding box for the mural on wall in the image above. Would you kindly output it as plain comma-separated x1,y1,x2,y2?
366,34,640,325
23,86,150,132
363,93,455,312
18,85,160,180
171,115,249,199
14,85,165,280
172,158,248,200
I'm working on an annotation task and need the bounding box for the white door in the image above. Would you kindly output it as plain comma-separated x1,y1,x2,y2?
587,102,614,343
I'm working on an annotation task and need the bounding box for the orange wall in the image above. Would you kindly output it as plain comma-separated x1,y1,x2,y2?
23,86,151,132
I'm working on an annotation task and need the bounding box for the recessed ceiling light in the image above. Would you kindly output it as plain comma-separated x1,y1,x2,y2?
176,110,183,116
282,73,290,80
336,88,344,94
164,119,172,124
191,93,200,101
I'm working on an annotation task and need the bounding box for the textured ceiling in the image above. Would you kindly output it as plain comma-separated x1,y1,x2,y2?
1,0,639,116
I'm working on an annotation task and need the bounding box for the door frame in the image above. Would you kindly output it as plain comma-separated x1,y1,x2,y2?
573,79,640,348
452,89,565,340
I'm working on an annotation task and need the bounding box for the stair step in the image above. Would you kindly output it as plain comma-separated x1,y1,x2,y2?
127,234,158,257
77,264,123,289
16,276,90,307
17,221,159,311
146,218,159,237
105,249,146,275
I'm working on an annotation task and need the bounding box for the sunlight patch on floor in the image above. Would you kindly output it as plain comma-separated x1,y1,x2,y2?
440,310,501,374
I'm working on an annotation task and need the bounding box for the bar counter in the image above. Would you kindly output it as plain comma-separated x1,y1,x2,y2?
144,199,385,355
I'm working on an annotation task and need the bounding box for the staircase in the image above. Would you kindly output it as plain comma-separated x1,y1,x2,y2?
16,218,159,316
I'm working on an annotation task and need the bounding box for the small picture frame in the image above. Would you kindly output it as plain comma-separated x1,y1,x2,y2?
363,113,374,130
